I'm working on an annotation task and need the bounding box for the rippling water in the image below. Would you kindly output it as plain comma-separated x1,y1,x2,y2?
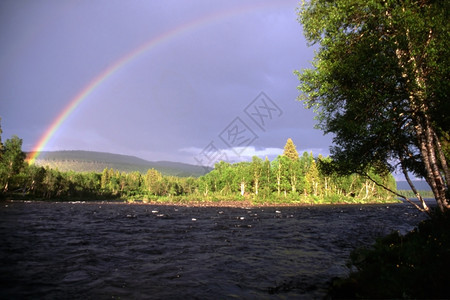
0,201,426,299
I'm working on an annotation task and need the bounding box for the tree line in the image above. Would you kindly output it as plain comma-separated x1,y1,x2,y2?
197,139,396,204
0,124,397,204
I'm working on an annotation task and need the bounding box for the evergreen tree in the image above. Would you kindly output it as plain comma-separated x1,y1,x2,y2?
282,138,299,162
282,139,301,194
305,153,320,196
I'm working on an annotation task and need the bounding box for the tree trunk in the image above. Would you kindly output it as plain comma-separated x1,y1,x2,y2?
386,4,449,212
399,153,429,212
277,161,281,196
414,113,449,211
291,171,297,193
365,172,431,215
434,131,450,184
3,180,9,193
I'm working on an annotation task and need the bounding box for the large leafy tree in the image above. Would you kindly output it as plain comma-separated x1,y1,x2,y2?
295,0,449,212
1,135,26,193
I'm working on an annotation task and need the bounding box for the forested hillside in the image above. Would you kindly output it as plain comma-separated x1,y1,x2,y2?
32,150,210,177
396,181,431,191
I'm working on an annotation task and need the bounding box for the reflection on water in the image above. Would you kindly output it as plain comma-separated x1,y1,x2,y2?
0,202,426,299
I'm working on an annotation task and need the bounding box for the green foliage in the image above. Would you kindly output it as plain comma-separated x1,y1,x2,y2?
0,135,26,193
0,135,398,205
330,210,450,298
295,0,450,210
197,143,398,205
282,138,299,162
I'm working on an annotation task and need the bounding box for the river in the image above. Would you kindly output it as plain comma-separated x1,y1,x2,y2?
0,201,427,299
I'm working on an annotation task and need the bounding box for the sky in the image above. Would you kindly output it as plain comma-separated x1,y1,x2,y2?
0,0,333,168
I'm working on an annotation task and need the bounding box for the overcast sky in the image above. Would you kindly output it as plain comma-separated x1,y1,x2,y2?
0,0,333,167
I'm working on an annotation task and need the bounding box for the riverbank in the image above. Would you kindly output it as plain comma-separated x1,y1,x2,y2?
131,198,400,208
328,208,448,298
2,195,401,209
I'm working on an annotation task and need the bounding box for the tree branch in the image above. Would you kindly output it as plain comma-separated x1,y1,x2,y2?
363,171,431,215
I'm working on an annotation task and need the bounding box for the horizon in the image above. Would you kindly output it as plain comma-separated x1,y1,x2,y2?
28,149,429,186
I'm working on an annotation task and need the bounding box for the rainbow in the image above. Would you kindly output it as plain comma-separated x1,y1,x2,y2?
27,1,291,164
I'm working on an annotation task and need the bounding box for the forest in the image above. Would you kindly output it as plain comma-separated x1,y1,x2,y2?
0,129,398,205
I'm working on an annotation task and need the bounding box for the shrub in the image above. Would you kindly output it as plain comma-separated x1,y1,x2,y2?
329,210,450,298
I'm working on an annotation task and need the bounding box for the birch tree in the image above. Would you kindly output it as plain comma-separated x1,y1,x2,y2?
295,0,449,212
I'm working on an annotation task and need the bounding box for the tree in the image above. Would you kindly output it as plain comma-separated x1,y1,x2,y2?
214,161,234,195
282,138,301,193
251,156,263,195
233,162,252,196
26,165,46,196
273,156,282,196
283,138,299,162
144,168,163,196
101,168,109,190
125,171,142,194
272,155,291,197
295,0,449,212
42,167,62,198
1,135,26,192
258,156,273,199
305,153,320,196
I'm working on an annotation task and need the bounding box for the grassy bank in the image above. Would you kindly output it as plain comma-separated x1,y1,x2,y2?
2,190,400,207
125,193,400,207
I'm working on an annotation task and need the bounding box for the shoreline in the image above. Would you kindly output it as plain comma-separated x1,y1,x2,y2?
3,198,402,209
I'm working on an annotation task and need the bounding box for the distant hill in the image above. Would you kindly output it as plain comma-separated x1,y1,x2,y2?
396,180,431,191
31,150,211,177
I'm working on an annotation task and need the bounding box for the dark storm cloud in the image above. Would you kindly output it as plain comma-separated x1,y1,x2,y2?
0,0,332,164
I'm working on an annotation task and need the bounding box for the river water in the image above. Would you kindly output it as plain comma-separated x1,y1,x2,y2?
0,201,427,299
